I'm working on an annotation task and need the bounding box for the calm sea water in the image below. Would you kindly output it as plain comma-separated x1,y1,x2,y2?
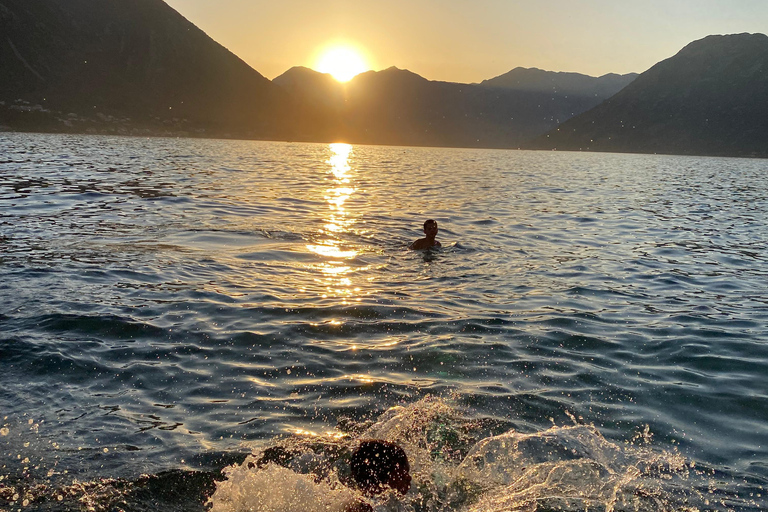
1,133,767,511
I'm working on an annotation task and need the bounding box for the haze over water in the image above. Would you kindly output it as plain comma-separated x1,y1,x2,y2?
1,133,767,510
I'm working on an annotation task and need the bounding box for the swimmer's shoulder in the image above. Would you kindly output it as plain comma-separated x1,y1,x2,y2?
409,238,427,250
409,239,441,250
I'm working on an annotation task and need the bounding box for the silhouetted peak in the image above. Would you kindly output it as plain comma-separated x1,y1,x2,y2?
274,66,321,79
483,66,635,84
666,33,768,64
480,66,637,99
678,32,768,52
483,67,583,84
359,66,427,81
273,66,337,87
0,0,291,137
529,32,768,158
627,32,768,90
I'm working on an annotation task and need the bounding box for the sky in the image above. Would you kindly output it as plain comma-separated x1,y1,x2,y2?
164,0,768,83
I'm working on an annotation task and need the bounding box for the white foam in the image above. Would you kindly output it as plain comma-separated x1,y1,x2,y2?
208,463,364,512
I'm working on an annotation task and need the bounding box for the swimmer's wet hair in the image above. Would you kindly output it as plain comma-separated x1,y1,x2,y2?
350,440,409,494
423,219,437,229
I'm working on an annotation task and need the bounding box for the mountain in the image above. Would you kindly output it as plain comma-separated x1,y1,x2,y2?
527,33,768,157
0,0,329,139
480,67,637,98
273,66,347,109
272,66,626,148
0,0,649,150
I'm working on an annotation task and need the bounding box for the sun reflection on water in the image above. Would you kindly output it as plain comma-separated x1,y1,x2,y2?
306,143,363,306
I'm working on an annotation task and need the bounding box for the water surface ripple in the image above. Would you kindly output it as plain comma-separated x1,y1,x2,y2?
1,133,767,509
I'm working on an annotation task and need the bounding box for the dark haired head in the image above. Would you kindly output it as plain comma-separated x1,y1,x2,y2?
350,440,411,496
423,219,437,230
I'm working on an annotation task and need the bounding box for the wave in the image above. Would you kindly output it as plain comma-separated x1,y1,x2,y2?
206,398,763,512
1,398,764,511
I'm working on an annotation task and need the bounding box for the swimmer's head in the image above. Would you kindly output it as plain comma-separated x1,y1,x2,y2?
423,219,438,236
350,440,411,496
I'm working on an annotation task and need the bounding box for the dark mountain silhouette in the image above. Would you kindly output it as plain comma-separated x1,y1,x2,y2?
0,0,638,148
480,67,637,98
528,33,768,157
0,0,330,139
13,1,763,157
272,66,624,148
273,66,348,109
0,0,636,148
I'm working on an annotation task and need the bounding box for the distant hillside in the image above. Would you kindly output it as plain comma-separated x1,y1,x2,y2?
0,0,328,139
273,66,623,148
480,67,637,98
528,33,768,157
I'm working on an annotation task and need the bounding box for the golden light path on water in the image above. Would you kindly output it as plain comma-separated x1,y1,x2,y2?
305,143,363,341
301,143,390,404
306,142,359,289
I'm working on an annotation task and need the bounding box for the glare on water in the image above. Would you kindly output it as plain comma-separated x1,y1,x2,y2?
306,143,363,304
0,133,767,511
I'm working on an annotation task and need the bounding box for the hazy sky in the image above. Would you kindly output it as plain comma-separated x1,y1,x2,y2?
164,0,768,82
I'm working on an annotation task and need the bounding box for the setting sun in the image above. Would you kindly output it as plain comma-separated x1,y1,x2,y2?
315,46,369,82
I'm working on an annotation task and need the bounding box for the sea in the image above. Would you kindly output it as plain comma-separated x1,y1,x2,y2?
1,132,767,512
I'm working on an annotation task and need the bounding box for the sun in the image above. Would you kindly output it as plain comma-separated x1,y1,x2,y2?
315,46,369,82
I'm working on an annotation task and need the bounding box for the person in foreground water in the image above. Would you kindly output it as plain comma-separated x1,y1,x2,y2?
409,219,441,250
253,438,411,512
342,440,411,512
350,440,411,496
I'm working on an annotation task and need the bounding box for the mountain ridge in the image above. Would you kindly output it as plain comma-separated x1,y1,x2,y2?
0,0,635,147
2,1,764,157
0,0,328,139
527,33,768,157
270,66,633,148
479,67,638,98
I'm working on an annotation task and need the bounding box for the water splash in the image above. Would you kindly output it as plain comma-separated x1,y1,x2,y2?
1,398,764,511
210,464,361,512
208,397,756,512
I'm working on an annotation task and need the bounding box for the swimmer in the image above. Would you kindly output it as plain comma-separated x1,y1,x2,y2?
409,219,441,250
350,440,411,496
251,438,411,512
